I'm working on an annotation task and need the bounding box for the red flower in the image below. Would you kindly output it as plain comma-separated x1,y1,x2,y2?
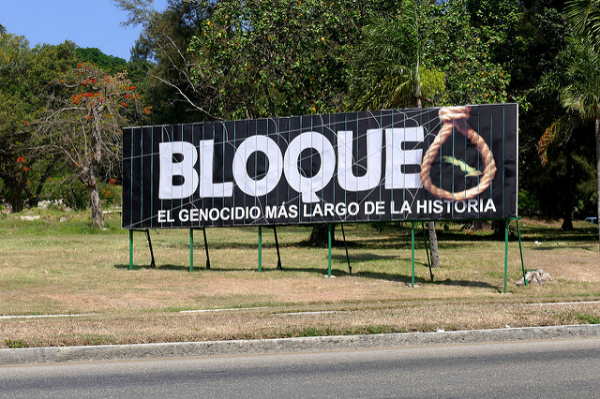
22,166,30,172
16,156,26,163
109,178,117,185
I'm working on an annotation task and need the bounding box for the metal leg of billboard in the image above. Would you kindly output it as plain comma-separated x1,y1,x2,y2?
129,230,133,270
202,228,211,270
146,230,156,268
421,223,434,282
272,227,282,270
190,229,194,273
189,228,211,271
504,218,528,293
411,222,416,288
516,219,527,287
328,224,332,278
128,229,156,270
258,227,263,272
340,224,352,274
258,227,283,271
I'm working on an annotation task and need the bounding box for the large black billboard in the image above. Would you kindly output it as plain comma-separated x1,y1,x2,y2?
122,104,518,229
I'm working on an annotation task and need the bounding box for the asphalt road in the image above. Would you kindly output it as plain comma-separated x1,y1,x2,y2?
1,338,599,398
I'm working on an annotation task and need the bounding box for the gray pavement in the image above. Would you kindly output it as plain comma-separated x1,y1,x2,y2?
1,323,599,366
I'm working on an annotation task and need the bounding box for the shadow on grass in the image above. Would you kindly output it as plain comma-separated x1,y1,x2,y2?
114,260,501,292
114,263,190,271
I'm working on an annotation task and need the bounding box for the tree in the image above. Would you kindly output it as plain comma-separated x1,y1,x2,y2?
552,0,600,248
552,36,600,247
0,37,79,211
186,0,397,120
115,0,219,124
35,63,146,227
418,0,521,106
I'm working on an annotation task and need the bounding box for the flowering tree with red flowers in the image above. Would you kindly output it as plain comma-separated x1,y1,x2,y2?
36,63,145,227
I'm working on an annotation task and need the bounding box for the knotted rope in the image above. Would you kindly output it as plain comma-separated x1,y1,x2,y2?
419,106,497,201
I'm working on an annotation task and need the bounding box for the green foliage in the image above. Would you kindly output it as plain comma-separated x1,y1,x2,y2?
419,0,522,105
0,36,79,212
188,0,396,118
35,63,146,226
4,339,29,349
559,38,600,121
348,1,446,110
75,47,128,73
575,313,600,324
566,0,600,52
519,189,542,216
40,176,89,211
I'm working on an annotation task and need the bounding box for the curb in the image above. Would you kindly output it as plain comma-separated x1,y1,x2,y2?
2,324,599,366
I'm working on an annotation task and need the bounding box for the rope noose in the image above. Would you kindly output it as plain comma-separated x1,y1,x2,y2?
419,106,497,201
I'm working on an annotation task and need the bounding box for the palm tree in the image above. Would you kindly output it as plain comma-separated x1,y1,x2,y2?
538,113,585,230
349,0,445,267
566,0,600,51
350,1,444,110
562,0,600,249
558,41,600,248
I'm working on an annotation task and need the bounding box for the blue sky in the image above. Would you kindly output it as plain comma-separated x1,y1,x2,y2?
2,0,169,60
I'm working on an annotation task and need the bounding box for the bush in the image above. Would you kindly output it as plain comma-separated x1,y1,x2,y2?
98,181,121,207
39,176,122,210
40,176,89,210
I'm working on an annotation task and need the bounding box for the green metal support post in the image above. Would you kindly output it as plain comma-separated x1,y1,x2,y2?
411,222,415,287
515,218,528,287
504,218,509,293
258,226,262,272
327,224,332,277
129,229,133,270
189,229,194,272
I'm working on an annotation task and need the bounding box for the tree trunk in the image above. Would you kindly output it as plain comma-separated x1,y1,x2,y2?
3,176,26,213
595,119,600,251
25,156,59,208
428,221,440,268
561,150,574,231
418,97,440,267
308,224,335,247
87,185,104,228
78,166,104,228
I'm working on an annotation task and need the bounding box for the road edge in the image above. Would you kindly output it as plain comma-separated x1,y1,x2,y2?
2,324,599,365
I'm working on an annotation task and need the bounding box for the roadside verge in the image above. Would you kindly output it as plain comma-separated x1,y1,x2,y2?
2,324,599,366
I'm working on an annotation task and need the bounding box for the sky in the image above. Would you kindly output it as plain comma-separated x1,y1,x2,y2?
2,0,169,60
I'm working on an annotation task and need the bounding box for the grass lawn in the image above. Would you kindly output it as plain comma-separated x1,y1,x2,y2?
1,208,599,348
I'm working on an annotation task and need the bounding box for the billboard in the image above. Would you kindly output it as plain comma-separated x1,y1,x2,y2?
122,104,518,229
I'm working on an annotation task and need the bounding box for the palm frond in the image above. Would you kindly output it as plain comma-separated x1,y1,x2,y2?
538,115,580,165
566,0,600,50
